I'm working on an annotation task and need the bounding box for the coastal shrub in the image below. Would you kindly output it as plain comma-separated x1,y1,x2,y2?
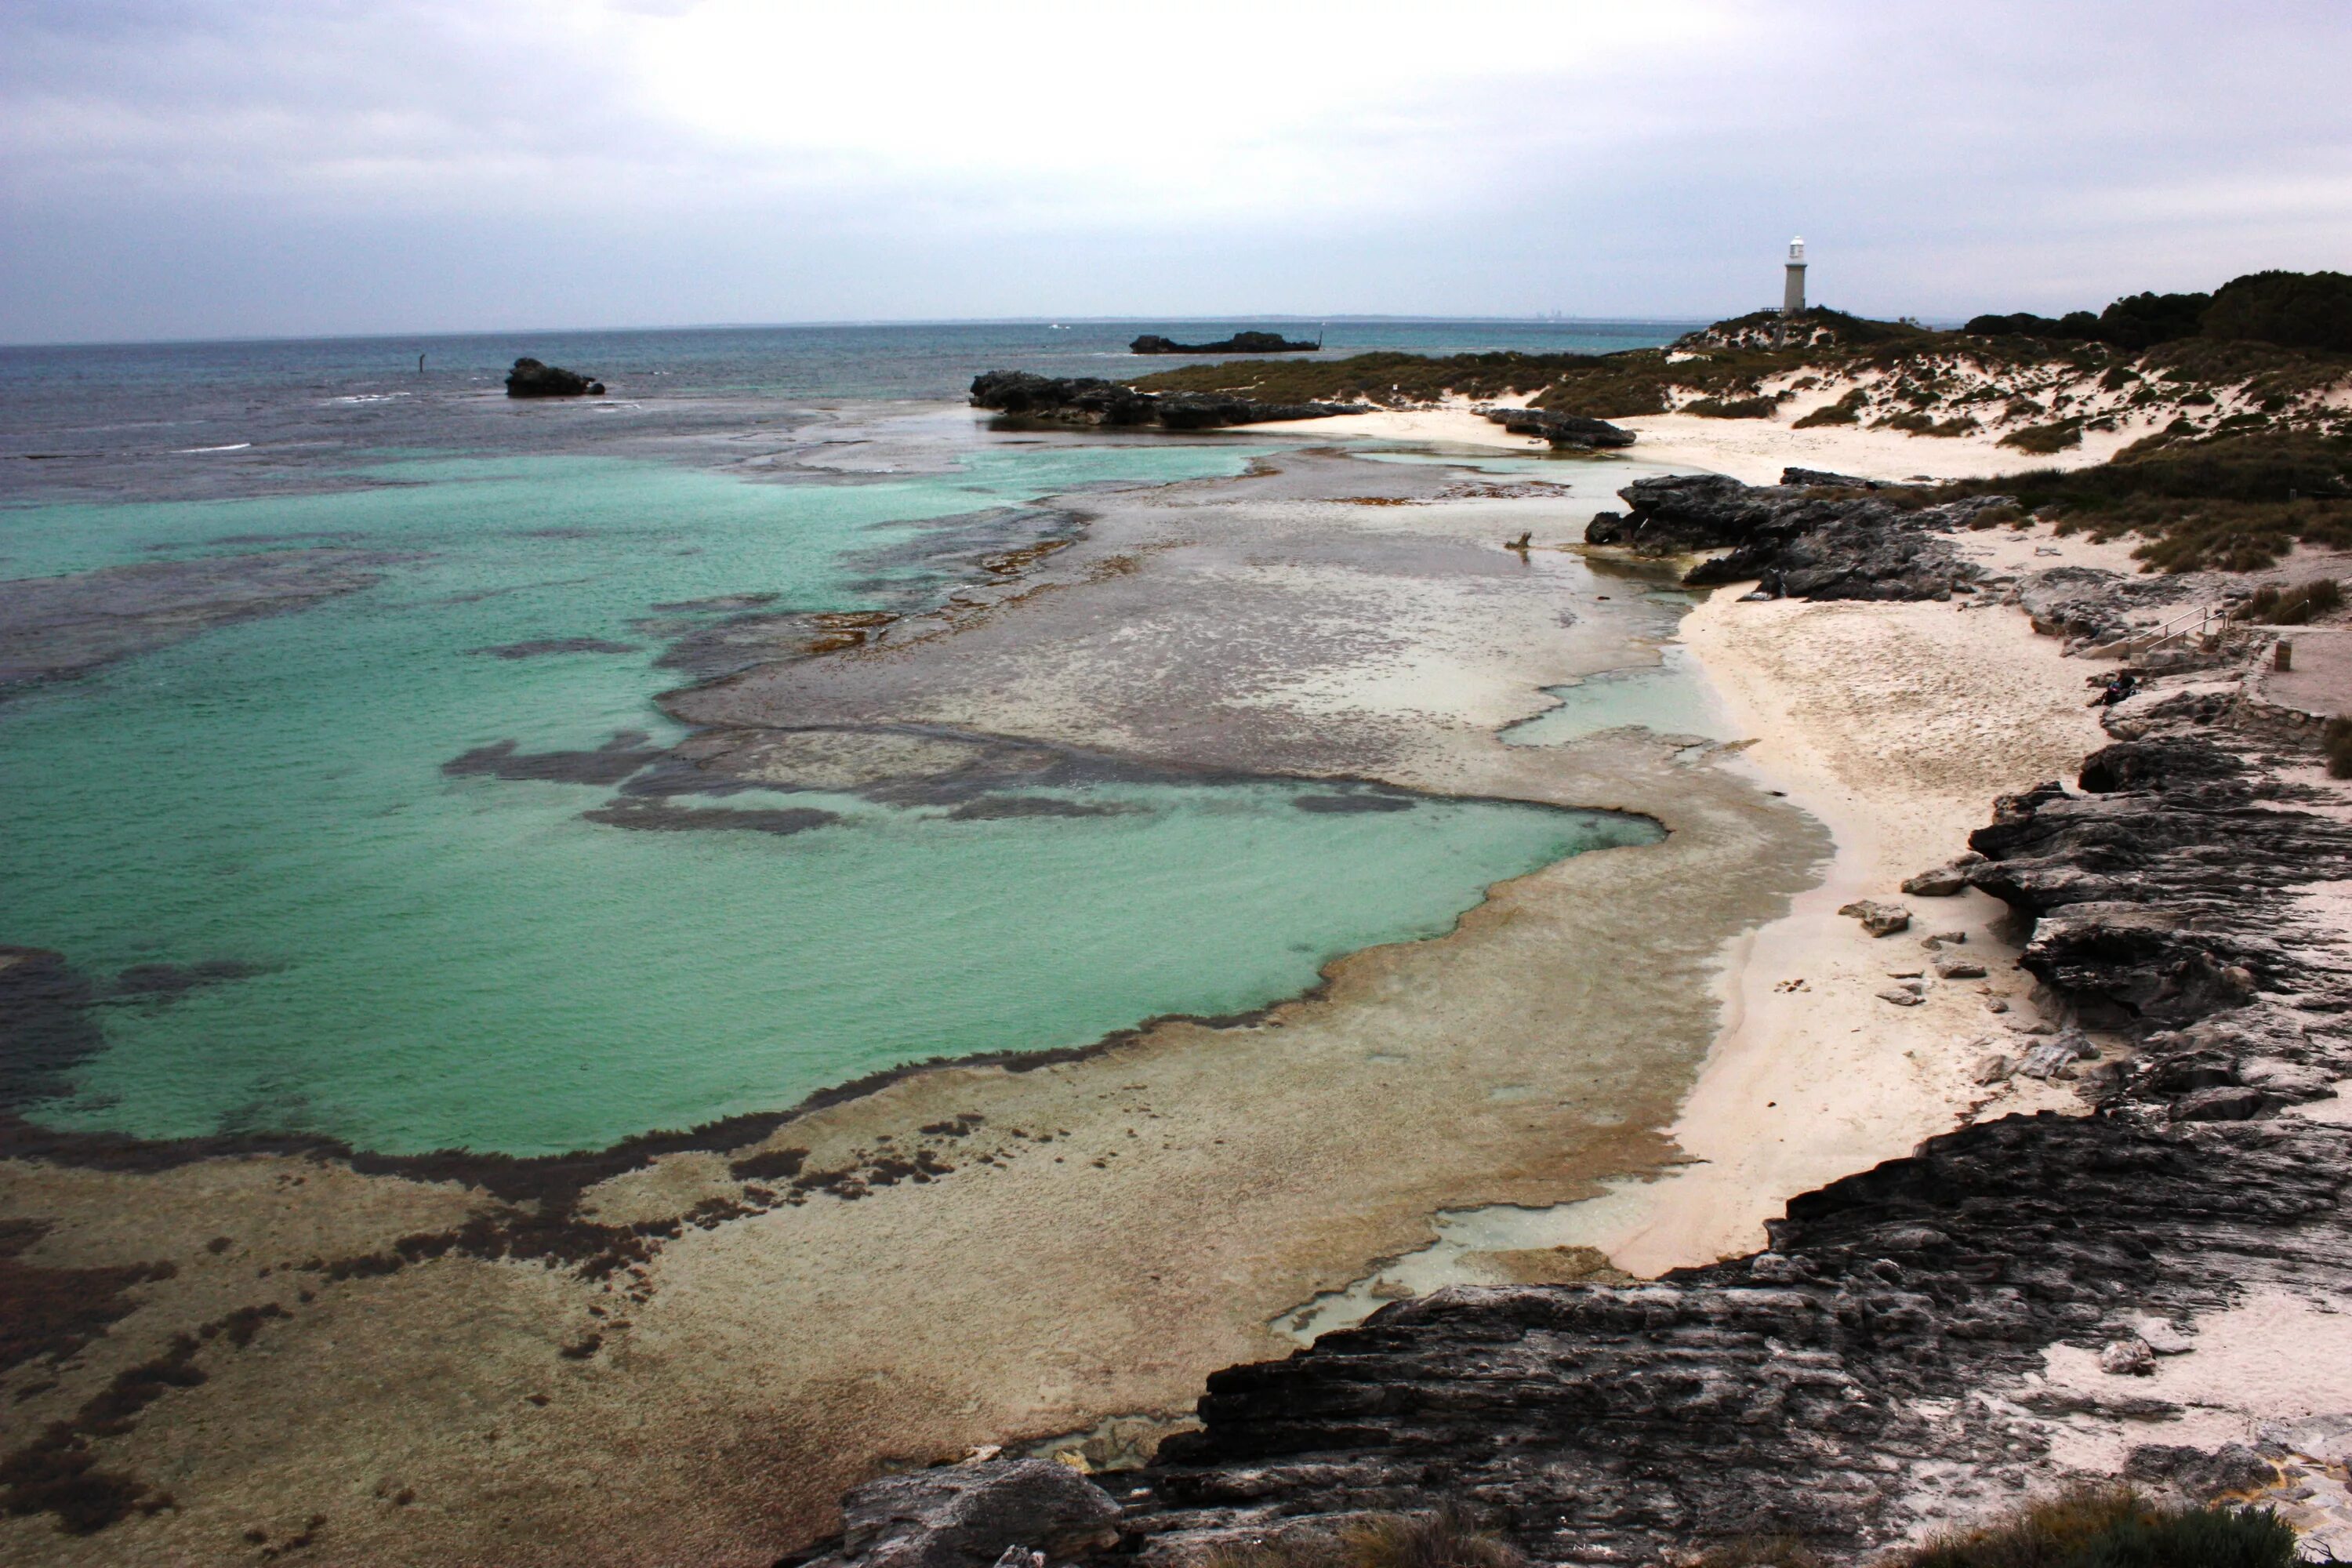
1685,395,1784,419
1893,1486,2296,1568
2323,718,2352,779
1952,432,2352,571
2002,419,2086,454
2202,270,2352,354
2233,578,2342,624
1794,389,1867,428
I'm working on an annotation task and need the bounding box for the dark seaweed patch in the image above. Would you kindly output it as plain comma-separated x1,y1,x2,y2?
581,800,840,836
0,948,103,1109
110,959,275,1001
441,730,663,786
0,1221,170,1374
728,1147,808,1182
468,638,640,659
942,796,1139,821
1291,792,1417,814
648,592,778,613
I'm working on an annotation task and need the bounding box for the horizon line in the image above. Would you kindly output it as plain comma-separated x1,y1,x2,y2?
0,313,1733,354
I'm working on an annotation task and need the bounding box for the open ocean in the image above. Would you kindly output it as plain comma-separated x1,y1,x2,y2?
0,319,1689,1156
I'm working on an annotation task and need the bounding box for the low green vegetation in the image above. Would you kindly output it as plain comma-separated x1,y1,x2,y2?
1686,394,1787,419
2324,717,2352,779
1896,1486,2296,1568
1953,430,2352,571
2233,577,2342,624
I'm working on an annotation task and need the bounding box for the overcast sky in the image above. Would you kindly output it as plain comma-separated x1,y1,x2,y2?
3,0,2347,344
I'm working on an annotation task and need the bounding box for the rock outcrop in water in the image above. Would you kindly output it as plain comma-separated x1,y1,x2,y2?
1131,332,1320,355
1481,408,1638,450
505,358,605,397
1584,474,2002,601
968,372,1367,430
807,649,2352,1566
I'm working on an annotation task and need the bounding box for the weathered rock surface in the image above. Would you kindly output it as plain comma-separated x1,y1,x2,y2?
1838,899,1914,936
968,372,1365,430
790,1458,1120,1568
1481,408,1638,449
1130,332,1319,355
1900,853,1983,897
2012,565,2189,647
505,358,604,397
1583,474,2002,601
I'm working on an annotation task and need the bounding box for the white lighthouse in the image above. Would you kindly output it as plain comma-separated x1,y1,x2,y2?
1782,237,1808,315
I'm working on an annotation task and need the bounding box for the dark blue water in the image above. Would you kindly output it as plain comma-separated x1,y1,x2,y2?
0,318,1696,502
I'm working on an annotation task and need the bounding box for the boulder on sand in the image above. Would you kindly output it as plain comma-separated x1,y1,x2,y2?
506,358,605,397
1838,899,1913,937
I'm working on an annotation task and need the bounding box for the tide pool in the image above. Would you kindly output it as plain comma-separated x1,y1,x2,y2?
1,450,1653,1156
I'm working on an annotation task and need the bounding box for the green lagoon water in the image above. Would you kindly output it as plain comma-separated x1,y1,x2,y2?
2,448,1652,1156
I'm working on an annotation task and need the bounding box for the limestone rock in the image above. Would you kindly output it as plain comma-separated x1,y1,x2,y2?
2123,1443,2274,1499
1902,856,1984,897
1483,408,1637,450
2171,1085,2268,1121
1839,900,1913,937
1933,953,1989,980
2100,1337,2158,1376
802,1459,1119,1568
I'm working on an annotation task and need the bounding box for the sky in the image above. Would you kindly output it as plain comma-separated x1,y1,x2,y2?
2,0,2347,344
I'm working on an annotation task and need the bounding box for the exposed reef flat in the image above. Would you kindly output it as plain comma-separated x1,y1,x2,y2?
0,549,399,697
0,445,1828,1566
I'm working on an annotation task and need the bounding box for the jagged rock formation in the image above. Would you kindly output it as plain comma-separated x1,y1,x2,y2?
1131,332,1319,355
1584,474,2000,601
1482,408,1638,450
968,372,1366,430
831,647,2352,1566
505,358,605,397
790,1459,1121,1568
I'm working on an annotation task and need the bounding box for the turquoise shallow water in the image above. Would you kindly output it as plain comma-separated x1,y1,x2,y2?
1,448,1653,1156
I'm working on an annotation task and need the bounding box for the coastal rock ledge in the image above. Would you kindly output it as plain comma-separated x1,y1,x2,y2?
801,655,2352,1565
968,371,1366,430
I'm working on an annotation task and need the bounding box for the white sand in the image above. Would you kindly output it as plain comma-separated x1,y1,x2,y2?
1575,577,2110,1274
1251,396,2158,486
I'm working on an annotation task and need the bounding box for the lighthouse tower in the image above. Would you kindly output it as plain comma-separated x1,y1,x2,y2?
1782,237,1808,315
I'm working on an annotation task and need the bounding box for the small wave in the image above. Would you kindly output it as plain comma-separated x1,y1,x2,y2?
173,442,252,453
330,393,410,405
